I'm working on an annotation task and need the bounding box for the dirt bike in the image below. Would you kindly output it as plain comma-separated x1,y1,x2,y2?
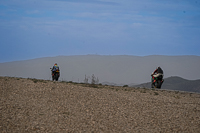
151,74,164,89
50,68,60,81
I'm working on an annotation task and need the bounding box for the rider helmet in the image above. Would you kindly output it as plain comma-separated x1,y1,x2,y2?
157,66,160,69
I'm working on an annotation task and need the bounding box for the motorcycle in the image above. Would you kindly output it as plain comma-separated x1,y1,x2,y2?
151,74,164,89
50,68,60,81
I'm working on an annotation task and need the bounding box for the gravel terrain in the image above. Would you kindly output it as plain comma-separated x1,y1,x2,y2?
1,77,200,132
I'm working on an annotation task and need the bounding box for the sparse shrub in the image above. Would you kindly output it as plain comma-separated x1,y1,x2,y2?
140,90,146,93
89,84,98,88
91,74,99,85
84,75,89,84
84,74,99,88
174,96,180,99
27,78,42,83
123,85,129,87
175,91,179,94
61,81,67,83
32,79,39,83
30,78,47,83
154,92,159,95
63,112,70,115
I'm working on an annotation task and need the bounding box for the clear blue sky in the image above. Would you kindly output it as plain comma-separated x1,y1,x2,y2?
0,0,200,63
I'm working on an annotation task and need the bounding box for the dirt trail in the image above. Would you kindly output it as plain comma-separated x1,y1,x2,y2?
1,77,200,132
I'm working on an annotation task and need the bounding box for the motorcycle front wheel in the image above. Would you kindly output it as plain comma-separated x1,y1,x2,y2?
156,80,162,89
55,73,59,81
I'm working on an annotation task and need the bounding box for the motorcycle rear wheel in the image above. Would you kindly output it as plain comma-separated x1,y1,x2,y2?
156,80,162,88
53,73,59,81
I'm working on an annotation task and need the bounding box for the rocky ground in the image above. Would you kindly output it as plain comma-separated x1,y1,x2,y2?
1,77,200,132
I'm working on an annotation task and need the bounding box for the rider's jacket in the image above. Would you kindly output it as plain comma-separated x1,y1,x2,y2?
52,65,59,72
153,67,163,74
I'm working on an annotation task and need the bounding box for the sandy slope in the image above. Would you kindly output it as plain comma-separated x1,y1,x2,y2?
1,77,200,132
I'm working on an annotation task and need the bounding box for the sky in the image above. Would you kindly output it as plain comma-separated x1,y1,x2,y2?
0,0,200,63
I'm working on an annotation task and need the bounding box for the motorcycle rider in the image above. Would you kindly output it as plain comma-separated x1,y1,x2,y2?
151,66,164,85
51,63,60,77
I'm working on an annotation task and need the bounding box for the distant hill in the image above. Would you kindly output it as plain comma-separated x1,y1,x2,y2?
133,76,200,93
0,55,200,85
